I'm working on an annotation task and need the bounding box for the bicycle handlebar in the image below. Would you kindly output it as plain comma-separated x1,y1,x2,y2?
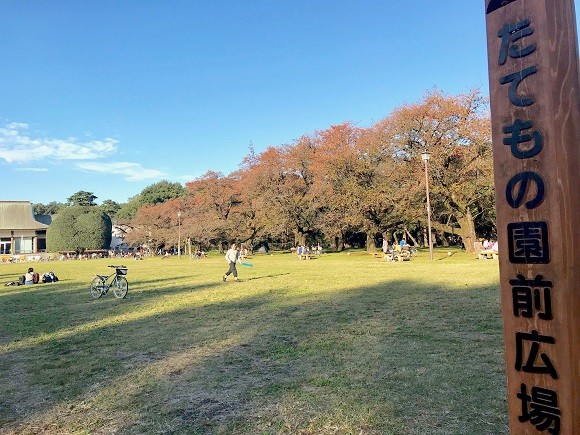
108,265,127,268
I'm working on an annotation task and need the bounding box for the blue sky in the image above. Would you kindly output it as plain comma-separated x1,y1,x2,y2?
1,1,578,205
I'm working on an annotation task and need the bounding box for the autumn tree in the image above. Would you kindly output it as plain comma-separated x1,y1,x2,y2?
244,136,321,247
123,199,182,253
117,88,494,253
356,123,421,250
310,123,364,250
310,122,419,251
232,165,269,250
388,89,494,252
184,171,243,250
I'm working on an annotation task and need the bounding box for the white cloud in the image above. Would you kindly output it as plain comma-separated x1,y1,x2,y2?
0,121,172,183
0,122,117,163
76,162,166,181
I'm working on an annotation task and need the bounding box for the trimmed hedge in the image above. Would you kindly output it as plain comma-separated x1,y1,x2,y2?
46,206,112,252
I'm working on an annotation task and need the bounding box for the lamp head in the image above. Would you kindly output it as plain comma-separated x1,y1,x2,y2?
421,150,431,162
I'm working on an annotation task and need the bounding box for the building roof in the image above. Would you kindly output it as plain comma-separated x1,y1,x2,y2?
0,201,49,230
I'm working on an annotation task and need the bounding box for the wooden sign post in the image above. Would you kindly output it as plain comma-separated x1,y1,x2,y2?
485,1,579,433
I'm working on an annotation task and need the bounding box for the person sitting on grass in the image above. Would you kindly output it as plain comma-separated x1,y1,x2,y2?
24,267,39,285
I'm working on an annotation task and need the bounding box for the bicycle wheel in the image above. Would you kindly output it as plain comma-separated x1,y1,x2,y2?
112,276,128,299
89,277,105,299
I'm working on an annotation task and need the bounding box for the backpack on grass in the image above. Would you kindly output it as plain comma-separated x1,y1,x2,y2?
42,271,59,283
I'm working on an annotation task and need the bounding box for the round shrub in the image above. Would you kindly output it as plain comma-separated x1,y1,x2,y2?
46,206,112,252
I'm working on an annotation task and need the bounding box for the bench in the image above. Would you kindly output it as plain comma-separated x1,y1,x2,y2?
396,250,412,261
298,254,312,260
381,249,413,262
478,250,498,260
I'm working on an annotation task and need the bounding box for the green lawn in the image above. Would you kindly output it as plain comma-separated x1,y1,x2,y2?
0,249,507,434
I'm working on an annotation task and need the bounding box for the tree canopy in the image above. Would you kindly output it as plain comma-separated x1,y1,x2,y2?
99,199,121,219
33,201,65,216
67,191,98,206
36,89,494,254
119,89,493,253
116,180,185,220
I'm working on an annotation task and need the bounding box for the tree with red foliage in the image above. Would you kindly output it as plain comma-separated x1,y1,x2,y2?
124,198,183,253
387,89,494,251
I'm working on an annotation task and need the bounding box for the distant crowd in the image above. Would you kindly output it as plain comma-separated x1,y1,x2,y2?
56,249,146,261
477,239,499,252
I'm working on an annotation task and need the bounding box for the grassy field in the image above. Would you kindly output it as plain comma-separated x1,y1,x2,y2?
0,249,507,434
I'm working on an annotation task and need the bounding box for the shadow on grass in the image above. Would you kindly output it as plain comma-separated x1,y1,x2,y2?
0,277,507,434
0,276,223,346
244,273,291,281
0,271,22,281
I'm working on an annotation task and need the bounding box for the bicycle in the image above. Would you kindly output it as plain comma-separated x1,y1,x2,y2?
89,265,129,299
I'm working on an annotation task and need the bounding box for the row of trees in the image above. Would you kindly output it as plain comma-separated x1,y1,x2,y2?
36,183,185,253
120,89,495,253
37,89,495,254
33,181,186,220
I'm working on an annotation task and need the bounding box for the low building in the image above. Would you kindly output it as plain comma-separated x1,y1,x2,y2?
0,201,50,254
111,224,130,250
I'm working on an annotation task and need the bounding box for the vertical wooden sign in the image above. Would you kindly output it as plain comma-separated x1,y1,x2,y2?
485,1,579,434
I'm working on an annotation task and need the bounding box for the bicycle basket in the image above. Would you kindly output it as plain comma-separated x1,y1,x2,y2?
116,267,128,275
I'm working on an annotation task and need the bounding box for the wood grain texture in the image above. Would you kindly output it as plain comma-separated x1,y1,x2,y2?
485,0,579,433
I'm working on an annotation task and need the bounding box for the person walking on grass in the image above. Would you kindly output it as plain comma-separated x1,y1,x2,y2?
223,243,241,282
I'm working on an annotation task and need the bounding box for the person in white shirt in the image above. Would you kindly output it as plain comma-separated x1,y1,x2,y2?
24,267,36,285
223,243,240,282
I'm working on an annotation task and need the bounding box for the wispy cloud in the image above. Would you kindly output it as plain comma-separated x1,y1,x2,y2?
1,122,169,183
0,122,117,163
76,162,166,181
15,167,49,172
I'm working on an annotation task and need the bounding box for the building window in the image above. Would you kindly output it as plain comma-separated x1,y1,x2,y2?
0,238,11,254
14,237,33,254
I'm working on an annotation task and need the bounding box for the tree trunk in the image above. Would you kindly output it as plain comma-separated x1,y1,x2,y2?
457,209,477,253
294,230,306,247
366,232,377,252
382,230,392,244
430,209,478,253
333,234,344,251
404,229,419,247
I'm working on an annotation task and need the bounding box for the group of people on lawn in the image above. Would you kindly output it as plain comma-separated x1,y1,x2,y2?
4,267,59,286
382,239,410,255
482,239,499,252
23,267,59,284
295,245,322,257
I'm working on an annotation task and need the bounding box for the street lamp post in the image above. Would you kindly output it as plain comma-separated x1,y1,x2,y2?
421,150,434,260
177,211,182,259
